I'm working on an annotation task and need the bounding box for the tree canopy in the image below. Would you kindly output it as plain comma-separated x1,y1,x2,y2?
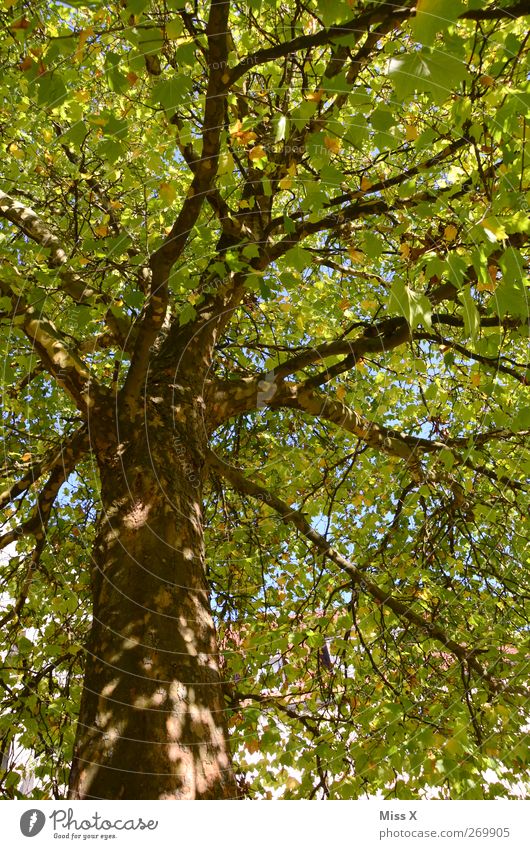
0,0,529,800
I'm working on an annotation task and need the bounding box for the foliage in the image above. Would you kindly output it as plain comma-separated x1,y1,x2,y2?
0,0,529,799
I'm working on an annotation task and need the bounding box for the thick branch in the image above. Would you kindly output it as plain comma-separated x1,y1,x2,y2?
264,184,469,265
208,376,527,490
274,317,410,381
120,0,231,413
228,1,528,87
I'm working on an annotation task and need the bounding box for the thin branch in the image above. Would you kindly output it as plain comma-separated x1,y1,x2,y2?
0,190,134,350
0,281,108,416
0,439,81,549
0,425,88,512
227,2,415,85
460,2,530,21
0,537,46,629
416,331,529,384
207,448,496,684
0,189,97,302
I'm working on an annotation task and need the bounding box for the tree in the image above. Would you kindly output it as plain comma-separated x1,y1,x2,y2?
0,0,529,801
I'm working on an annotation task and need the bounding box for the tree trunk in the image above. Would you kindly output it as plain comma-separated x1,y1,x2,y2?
68,384,237,799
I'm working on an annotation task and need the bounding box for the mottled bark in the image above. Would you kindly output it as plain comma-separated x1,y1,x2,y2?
68,385,237,799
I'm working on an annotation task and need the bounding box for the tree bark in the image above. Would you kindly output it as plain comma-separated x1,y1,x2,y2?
68,383,237,799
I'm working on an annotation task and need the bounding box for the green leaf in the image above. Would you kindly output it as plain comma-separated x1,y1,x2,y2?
101,113,128,139
388,49,468,103
179,302,197,325
138,27,164,57
290,100,318,130
97,138,124,164
513,406,530,431
458,288,480,343
62,121,88,149
274,115,288,142
388,279,432,329
411,0,465,46
123,289,144,309
152,76,194,115
283,245,313,273
0,296,13,312
37,72,68,108
316,0,353,27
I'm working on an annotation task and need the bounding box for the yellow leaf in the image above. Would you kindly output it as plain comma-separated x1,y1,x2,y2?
405,124,418,141
94,224,108,237
481,217,507,242
285,776,300,790
336,386,346,401
338,298,351,310
230,121,258,146
218,151,234,175
324,136,341,154
477,264,498,292
165,19,183,40
159,182,176,206
248,145,267,161
21,453,32,462
480,74,494,87
348,247,364,263
238,130,257,145
305,89,323,102
75,27,94,63
444,224,458,242
400,242,410,258
445,737,462,756
8,143,24,160
278,176,292,190
471,373,481,387
360,176,372,192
